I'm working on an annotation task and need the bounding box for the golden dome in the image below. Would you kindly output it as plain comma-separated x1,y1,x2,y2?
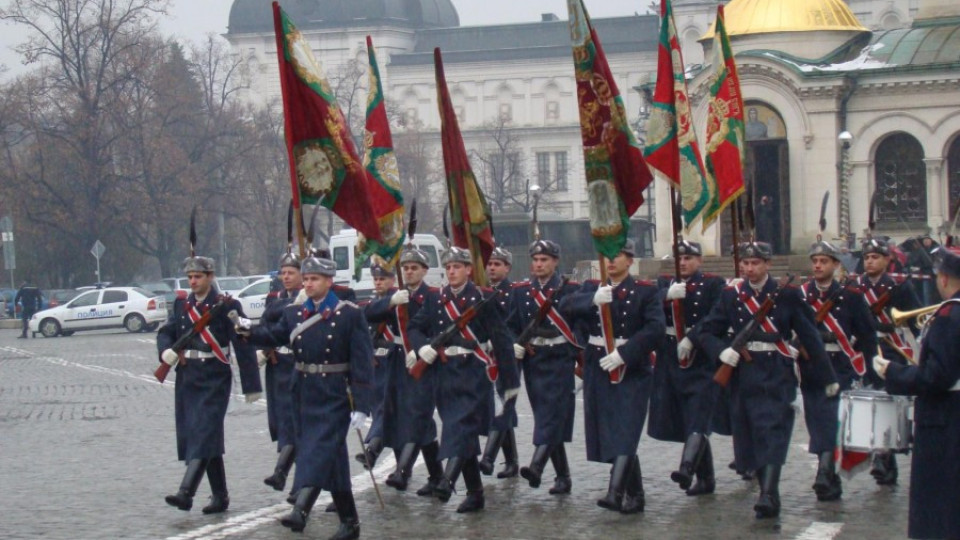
704,0,868,39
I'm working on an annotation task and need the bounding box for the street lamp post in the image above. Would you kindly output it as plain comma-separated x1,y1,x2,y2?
838,130,854,245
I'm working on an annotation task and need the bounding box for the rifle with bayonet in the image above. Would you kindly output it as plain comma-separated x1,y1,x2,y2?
154,297,232,383
713,275,794,387
409,292,498,380
516,276,572,356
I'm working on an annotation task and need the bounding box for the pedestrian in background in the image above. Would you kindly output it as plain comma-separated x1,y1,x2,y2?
14,280,42,338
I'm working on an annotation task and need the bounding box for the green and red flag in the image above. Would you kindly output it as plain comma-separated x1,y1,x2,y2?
644,0,710,231
434,47,494,286
272,2,383,246
566,0,654,260
702,5,746,230
355,35,405,277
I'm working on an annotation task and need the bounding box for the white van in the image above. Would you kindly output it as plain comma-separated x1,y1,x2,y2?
329,229,446,300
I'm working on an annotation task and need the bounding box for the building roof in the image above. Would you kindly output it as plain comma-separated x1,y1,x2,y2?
704,0,868,39
390,15,659,66
227,0,460,34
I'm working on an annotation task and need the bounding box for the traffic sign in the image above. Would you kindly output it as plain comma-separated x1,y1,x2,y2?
91,240,106,258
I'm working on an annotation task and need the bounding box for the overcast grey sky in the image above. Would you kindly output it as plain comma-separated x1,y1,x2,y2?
0,0,645,79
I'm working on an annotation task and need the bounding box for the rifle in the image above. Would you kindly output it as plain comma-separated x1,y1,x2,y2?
409,292,498,380
516,276,571,356
813,278,854,324
154,297,231,383
713,275,794,388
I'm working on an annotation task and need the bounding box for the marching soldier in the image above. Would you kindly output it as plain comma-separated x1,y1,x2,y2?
363,246,444,493
560,239,664,513
261,250,304,494
648,240,725,496
240,255,374,539
158,253,262,515
697,241,836,519
478,246,520,479
406,246,520,513
510,239,580,495
800,240,877,501
857,237,922,485
355,260,396,469
876,245,960,540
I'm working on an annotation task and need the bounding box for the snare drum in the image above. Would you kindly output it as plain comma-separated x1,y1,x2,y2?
841,389,914,452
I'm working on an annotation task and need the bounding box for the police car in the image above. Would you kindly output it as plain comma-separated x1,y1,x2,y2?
235,278,272,321
28,287,167,337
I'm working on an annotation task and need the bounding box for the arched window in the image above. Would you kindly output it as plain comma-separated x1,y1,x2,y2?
875,133,926,224
948,136,960,221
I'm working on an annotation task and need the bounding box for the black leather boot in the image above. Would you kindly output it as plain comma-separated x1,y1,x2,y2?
671,432,705,491
457,457,485,513
265,445,297,491
329,491,360,540
597,455,630,511
519,444,552,488
813,451,842,501
620,455,645,514
548,444,572,495
416,440,444,497
754,464,782,519
434,457,463,503
202,457,230,514
497,429,519,479
165,458,207,511
686,438,715,496
287,489,298,505
477,430,503,476
281,486,321,532
871,452,898,486
386,443,419,491
355,437,383,470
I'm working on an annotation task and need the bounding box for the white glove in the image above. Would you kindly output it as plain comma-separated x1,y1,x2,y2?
719,347,740,368
349,411,368,431
599,350,625,372
513,343,526,359
666,283,687,300
593,285,614,306
873,355,890,380
161,348,179,366
494,386,521,417
405,350,417,369
293,290,308,305
825,383,840,398
244,392,261,403
418,345,438,364
390,289,410,307
727,278,743,287
677,337,694,364
256,350,268,367
228,310,252,336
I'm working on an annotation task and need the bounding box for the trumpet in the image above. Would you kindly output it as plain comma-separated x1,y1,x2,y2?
891,302,943,326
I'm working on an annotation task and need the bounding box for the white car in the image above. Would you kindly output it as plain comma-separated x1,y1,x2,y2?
29,287,167,337
235,278,273,321
215,276,250,296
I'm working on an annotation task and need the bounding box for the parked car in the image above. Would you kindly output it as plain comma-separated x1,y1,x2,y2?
45,289,80,309
215,276,249,296
129,281,177,316
243,274,271,285
235,278,272,321
28,287,166,337
162,277,189,292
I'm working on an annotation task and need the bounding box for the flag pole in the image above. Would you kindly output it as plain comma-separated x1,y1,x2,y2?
731,198,741,278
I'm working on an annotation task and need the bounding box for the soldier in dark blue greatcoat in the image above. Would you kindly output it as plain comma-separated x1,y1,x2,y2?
158,254,262,515
799,240,877,501
648,240,724,497
697,241,836,519
407,246,520,513
354,260,396,469
878,245,960,540
363,246,443,493
260,250,303,494
241,255,374,539
478,246,520,479
510,239,580,495
857,237,922,485
560,239,664,514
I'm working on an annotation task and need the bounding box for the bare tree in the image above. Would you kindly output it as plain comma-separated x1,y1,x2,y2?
471,116,544,213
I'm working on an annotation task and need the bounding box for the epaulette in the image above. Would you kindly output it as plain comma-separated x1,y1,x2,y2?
513,280,531,288
333,284,353,291
635,279,655,286
565,280,580,287
703,273,721,279
427,287,441,293
584,279,601,285
480,286,494,294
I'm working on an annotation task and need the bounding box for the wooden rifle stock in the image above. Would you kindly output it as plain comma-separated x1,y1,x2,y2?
409,294,495,380
154,298,227,383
